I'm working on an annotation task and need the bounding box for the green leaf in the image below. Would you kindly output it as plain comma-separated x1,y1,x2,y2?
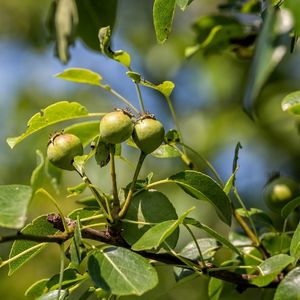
75,0,117,52
67,207,100,220
153,0,176,43
88,247,158,296
261,232,291,256
67,182,87,197
290,222,300,262
9,215,57,275
185,218,241,256
99,26,131,67
46,269,86,290
223,169,238,195
121,190,179,248
208,277,224,300
281,197,300,218
47,0,78,64
76,196,99,207
7,101,89,149
243,6,288,117
235,208,273,228
281,91,300,115
284,0,300,33
132,208,194,251
30,150,45,194
151,144,181,158
169,170,232,225
55,68,102,86
251,254,295,287
37,290,68,300
274,266,300,300
176,0,194,11
25,279,48,299
65,121,100,147
0,185,32,229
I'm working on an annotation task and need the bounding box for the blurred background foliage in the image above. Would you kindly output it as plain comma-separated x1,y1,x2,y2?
1,0,300,299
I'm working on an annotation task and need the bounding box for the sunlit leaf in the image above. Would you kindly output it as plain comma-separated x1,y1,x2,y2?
7,101,89,149
37,290,68,300
55,68,102,86
208,277,224,300
153,0,176,43
25,279,48,299
88,247,158,296
132,208,194,251
281,91,300,115
274,266,300,300
67,182,87,197
9,215,57,275
251,254,294,287
176,0,194,11
151,144,181,158
169,170,232,225
0,185,32,229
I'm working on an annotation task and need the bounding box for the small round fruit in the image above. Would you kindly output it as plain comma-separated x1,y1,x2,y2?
264,176,300,214
132,116,165,154
47,133,83,171
99,110,133,144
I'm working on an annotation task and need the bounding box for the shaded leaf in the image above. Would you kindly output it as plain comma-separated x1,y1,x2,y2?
88,247,158,296
185,218,241,256
76,0,117,51
25,279,48,299
281,91,300,115
261,232,291,256
132,208,194,251
251,254,294,287
9,215,57,275
121,190,178,248
55,68,102,86
281,197,300,218
47,0,78,64
0,185,32,229
243,7,289,117
274,266,300,300
290,222,300,262
30,150,45,194
153,0,176,43
235,208,273,228
169,170,232,225
7,101,89,149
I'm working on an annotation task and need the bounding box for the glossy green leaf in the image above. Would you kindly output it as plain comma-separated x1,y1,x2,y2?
281,91,300,115
99,26,131,67
274,266,300,300
176,0,194,11
65,121,101,147
37,290,68,300
9,215,57,275
7,101,89,149
251,254,294,287
55,68,102,86
261,232,291,256
281,197,300,218
30,150,45,194
25,279,48,299
76,0,117,51
153,0,176,43
185,218,241,256
243,7,288,117
169,170,232,225
290,222,300,262
132,208,193,251
208,277,224,300
121,190,178,248
0,185,32,229
47,0,78,64
88,247,158,296
151,144,181,158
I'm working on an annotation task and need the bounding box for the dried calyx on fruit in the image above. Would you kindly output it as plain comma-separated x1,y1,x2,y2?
132,114,165,154
99,109,134,144
47,132,83,171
